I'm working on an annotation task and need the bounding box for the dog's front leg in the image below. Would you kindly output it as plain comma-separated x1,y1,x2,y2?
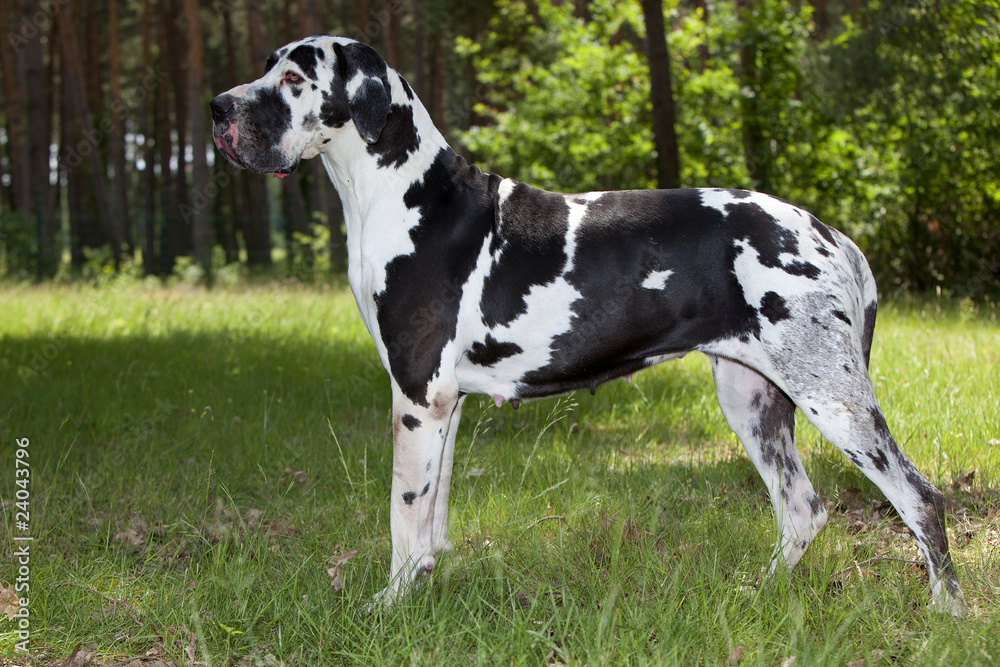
374,381,461,606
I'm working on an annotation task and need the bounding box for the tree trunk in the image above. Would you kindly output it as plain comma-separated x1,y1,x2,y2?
811,0,829,40
57,5,84,270
413,0,426,98
736,0,770,193
56,9,120,259
301,0,322,36
155,18,175,276
0,1,29,215
640,0,681,189
184,0,213,271
108,0,133,257
429,31,446,133
244,0,273,267
164,0,192,262
247,0,268,70
221,4,244,265
85,2,103,122
23,0,56,276
354,0,370,42
141,0,159,276
693,0,710,70
384,0,401,68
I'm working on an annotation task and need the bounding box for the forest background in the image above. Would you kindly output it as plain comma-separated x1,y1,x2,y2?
1,0,997,299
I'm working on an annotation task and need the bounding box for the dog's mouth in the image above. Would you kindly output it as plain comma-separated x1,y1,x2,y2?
213,123,247,169
213,123,295,180
214,135,246,168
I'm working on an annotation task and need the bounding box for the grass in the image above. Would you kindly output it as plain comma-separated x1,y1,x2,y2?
1,281,998,666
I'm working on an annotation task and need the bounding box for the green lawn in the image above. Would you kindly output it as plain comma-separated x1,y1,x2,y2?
1,282,998,666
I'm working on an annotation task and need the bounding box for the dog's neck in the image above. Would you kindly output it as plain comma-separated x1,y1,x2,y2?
319,68,451,237
317,66,482,306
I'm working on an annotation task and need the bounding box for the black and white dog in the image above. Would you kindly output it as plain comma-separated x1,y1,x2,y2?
210,36,965,615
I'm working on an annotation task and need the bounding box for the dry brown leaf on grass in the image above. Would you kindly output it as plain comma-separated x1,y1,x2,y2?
952,470,976,491
59,643,97,667
279,467,307,485
728,645,743,664
327,549,359,591
0,583,21,621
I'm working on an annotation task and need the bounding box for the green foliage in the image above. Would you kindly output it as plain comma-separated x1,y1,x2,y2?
458,0,656,191
828,0,1000,295
456,0,999,297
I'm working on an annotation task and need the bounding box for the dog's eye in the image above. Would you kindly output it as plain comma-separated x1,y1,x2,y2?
284,72,303,85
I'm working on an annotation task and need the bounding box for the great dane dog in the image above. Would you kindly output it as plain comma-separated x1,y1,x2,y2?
210,36,965,615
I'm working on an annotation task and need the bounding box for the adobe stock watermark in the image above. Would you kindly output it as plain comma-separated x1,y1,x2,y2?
6,0,70,53
10,437,33,653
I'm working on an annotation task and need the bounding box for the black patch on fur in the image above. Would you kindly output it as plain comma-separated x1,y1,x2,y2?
861,301,877,368
759,291,791,324
816,245,832,257
809,495,825,516
287,44,321,80
809,215,838,246
420,482,430,497
368,104,420,168
402,414,422,431
782,260,821,279
722,200,821,280
264,52,279,75
349,77,391,143
867,448,890,472
241,87,294,172
291,87,302,98
320,86,350,129
480,183,571,327
467,334,524,367
870,407,891,442
517,189,766,396
375,149,499,406
832,310,852,326
399,75,415,100
754,383,797,474
402,491,417,505
335,41,390,79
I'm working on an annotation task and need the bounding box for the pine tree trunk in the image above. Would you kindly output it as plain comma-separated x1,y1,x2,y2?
140,0,158,275
23,0,57,275
737,0,770,193
244,0,273,268
109,0,133,257
184,0,213,271
164,0,192,262
640,0,681,189
384,0,401,68
0,2,29,216
56,9,120,260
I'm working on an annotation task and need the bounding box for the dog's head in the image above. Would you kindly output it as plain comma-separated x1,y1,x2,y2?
210,36,396,178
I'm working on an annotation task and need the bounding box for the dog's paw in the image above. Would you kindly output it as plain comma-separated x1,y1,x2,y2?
932,591,967,619
364,584,403,613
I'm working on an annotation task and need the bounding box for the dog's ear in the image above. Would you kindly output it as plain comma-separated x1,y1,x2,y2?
333,41,391,145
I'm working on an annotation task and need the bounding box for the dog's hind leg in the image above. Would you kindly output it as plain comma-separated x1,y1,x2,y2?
787,378,967,616
709,355,829,573
754,294,966,616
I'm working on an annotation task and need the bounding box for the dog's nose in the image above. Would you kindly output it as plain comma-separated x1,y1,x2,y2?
210,94,236,123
